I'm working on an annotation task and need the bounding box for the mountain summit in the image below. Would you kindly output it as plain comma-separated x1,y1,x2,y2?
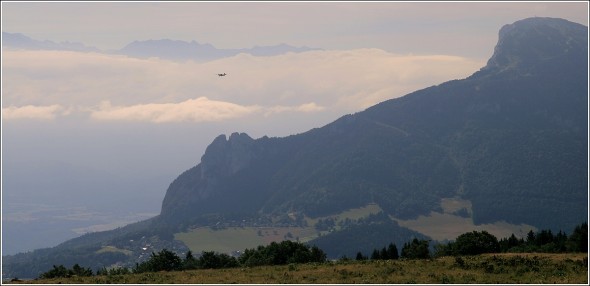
481,17,587,76
3,17,587,279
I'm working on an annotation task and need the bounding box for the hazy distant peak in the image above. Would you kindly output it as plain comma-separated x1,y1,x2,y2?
246,43,322,56
2,31,101,52
118,38,321,61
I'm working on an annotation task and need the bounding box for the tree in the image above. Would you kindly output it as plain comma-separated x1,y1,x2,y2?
39,264,92,279
134,249,182,273
40,265,70,279
238,241,326,267
567,222,588,252
507,233,520,248
554,230,568,252
499,233,523,252
71,263,93,276
197,251,238,269
310,245,327,263
370,249,380,260
401,238,430,259
433,242,452,257
150,249,182,271
536,230,554,246
182,250,198,270
380,247,388,260
452,230,499,255
526,230,536,245
355,251,367,261
387,243,399,260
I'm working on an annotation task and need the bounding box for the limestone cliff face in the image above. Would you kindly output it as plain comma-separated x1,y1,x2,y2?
160,132,256,220
200,132,256,180
198,132,256,201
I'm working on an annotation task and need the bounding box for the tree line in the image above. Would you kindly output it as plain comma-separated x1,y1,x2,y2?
347,222,587,262
435,222,587,256
47,240,325,278
352,238,429,261
38,222,587,279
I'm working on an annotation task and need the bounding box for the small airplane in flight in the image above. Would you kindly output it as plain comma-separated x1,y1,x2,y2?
217,73,227,77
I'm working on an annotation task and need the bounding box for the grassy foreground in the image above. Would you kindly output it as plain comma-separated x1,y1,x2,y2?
12,253,588,284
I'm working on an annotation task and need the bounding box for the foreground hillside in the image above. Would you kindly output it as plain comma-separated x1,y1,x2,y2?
11,253,588,284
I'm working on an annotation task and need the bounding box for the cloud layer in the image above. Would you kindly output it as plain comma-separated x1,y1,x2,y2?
2,104,69,120
2,49,484,123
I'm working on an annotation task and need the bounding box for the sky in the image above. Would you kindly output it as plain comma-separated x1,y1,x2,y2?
1,1,588,254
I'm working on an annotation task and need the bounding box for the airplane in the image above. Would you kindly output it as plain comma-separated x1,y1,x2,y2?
217,73,227,77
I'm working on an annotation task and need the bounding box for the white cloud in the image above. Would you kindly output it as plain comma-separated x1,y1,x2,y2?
89,98,326,123
90,97,261,123
2,104,68,120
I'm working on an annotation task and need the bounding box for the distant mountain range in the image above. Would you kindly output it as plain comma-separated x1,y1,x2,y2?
2,17,587,279
1,32,101,52
1,32,321,61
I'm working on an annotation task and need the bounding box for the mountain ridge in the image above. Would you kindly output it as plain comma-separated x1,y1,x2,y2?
158,16,587,229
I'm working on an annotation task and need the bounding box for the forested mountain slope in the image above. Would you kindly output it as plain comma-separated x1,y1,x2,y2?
160,17,587,231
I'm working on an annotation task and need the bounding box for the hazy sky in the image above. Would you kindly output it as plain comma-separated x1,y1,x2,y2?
1,2,588,218
2,2,588,54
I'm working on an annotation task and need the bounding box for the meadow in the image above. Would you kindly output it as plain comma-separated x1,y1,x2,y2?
13,253,587,284
174,203,383,254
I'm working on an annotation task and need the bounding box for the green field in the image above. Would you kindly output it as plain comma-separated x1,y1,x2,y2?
14,253,588,284
175,226,319,254
95,246,133,256
175,200,537,256
175,203,383,254
392,197,538,241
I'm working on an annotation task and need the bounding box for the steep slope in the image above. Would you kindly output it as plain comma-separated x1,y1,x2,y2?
159,17,587,231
